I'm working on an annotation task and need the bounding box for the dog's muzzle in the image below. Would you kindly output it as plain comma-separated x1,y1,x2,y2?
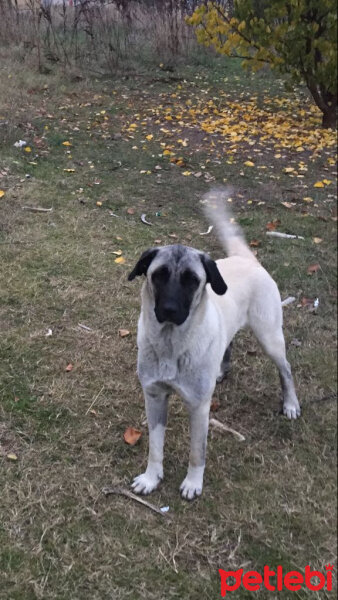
155,302,188,326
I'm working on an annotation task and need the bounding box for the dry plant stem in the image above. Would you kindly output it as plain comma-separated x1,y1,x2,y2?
102,486,169,517
209,418,245,442
22,206,53,212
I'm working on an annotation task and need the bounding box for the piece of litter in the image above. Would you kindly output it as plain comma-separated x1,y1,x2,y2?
281,296,296,307
78,323,92,331
141,214,152,226
199,225,213,236
160,506,170,513
14,140,27,148
45,328,53,337
313,298,319,309
7,453,18,461
109,212,119,217
266,232,304,240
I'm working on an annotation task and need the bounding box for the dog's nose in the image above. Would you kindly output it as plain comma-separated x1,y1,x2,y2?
162,302,179,319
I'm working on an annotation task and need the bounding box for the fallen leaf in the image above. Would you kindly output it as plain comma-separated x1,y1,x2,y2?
65,363,73,371
127,207,135,215
182,171,192,176
154,239,162,244
118,328,130,337
307,263,320,274
266,219,281,231
7,453,18,461
0,190,5,198
303,197,313,203
314,181,324,188
96,201,102,207
300,296,314,307
24,146,32,153
313,237,323,244
124,426,142,445
62,141,72,146
63,168,75,173
281,202,293,209
115,256,126,264
244,161,254,167
210,399,220,412
112,250,122,256
146,134,153,141
249,239,261,247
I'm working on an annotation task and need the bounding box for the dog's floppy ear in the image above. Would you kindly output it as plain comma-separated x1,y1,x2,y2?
128,248,159,281
200,254,227,295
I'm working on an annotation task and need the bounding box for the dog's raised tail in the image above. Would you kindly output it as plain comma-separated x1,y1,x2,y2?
202,187,255,260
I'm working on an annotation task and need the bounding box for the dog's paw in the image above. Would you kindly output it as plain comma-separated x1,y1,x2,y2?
283,402,301,420
131,472,162,495
180,477,203,501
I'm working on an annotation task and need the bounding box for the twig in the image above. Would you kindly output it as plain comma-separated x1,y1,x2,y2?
85,385,104,415
309,392,337,404
78,323,92,331
281,296,296,307
102,486,168,517
22,206,53,213
199,225,213,236
141,214,152,226
209,418,245,442
266,231,304,240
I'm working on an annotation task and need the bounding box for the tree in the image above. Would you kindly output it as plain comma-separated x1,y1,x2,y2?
187,1,337,128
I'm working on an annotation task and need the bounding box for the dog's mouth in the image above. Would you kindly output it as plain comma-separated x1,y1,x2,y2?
154,307,188,327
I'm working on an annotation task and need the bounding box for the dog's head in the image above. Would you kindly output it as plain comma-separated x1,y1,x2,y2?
128,244,227,326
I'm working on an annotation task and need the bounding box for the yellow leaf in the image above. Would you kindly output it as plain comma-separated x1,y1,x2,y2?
313,237,323,244
96,201,102,207
182,171,192,176
146,134,153,141
63,168,75,173
115,256,125,264
62,141,72,146
314,181,324,188
0,190,5,198
7,453,18,461
24,146,32,153
296,146,304,152
244,161,254,167
303,197,313,202
284,167,294,173
322,179,332,185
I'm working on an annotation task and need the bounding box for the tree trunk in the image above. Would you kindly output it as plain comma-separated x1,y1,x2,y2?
307,81,337,129
322,105,337,129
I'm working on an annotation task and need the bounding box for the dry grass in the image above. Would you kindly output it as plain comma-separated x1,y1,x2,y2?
0,51,337,600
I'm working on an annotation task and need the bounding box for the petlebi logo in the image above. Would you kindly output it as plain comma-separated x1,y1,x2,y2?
219,564,334,596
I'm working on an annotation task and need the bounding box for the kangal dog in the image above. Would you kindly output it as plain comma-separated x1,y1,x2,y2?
128,189,300,500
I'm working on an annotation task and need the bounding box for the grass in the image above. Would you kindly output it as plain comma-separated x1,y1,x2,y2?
0,47,337,600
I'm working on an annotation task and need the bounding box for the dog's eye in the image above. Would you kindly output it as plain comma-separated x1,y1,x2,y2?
180,270,200,287
152,266,170,282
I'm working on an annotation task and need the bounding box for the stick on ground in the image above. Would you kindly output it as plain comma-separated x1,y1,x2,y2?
209,418,245,442
102,486,169,517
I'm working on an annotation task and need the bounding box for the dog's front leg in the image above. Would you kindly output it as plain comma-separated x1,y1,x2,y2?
131,387,169,495
180,401,210,501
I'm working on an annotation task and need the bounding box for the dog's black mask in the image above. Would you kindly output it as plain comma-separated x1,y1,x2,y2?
128,245,227,326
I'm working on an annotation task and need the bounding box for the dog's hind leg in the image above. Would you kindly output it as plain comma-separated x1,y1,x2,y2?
132,386,169,495
217,342,233,383
252,326,301,419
